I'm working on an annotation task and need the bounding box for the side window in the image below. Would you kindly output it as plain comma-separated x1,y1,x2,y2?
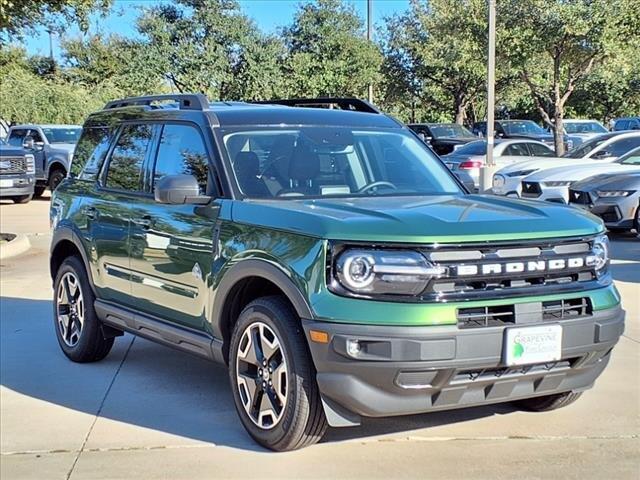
105,124,154,191
615,120,629,131
71,127,113,180
608,137,640,157
8,129,27,147
153,124,210,194
28,129,44,143
504,143,529,156
528,143,554,157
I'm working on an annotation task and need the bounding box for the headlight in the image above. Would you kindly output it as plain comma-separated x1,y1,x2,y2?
493,174,505,187
507,169,537,177
595,190,634,198
586,234,609,271
25,154,35,174
332,249,446,296
543,181,572,187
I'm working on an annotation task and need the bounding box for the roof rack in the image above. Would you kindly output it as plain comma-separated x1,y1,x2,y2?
104,94,209,111
252,97,382,114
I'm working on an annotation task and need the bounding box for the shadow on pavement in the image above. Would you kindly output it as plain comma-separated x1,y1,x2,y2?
0,296,515,451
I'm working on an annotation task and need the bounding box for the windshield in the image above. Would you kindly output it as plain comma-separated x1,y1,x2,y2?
221,127,463,199
564,122,607,134
500,121,545,135
452,140,486,155
41,127,82,144
428,124,473,138
617,147,640,165
562,135,610,158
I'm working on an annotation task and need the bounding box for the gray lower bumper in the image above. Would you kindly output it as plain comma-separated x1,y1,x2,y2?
303,306,624,425
0,174,35,197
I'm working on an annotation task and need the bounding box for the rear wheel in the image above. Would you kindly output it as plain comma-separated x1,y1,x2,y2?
228,296,327,451
11,194,32,204
53,256,114,362
48,168,66,192
514,391,583,412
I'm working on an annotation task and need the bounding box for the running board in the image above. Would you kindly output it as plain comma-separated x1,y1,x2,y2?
94,300,224,363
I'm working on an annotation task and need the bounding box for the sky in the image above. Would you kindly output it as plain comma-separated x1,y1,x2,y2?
21,0,411,60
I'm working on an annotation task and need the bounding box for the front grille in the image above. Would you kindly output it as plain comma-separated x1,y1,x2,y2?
452,358,577,384
569,189,591,205
522,181,541,197
0,156,27,175
457,297,592,329
423,237,600,301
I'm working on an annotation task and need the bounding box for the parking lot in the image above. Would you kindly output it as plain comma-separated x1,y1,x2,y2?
0,198,638,479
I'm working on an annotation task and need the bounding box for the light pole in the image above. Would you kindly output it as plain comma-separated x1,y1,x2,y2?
47,28,54,61
480,0,497,192
367,0,374,103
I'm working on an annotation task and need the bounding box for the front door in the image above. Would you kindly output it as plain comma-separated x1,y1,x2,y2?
129,123,219,331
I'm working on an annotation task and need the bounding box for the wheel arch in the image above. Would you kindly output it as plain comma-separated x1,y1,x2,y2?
50,227,97,295
211,259,314,364
46,160,68,179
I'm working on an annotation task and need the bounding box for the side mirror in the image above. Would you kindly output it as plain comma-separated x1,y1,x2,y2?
22,138,34,150
154,174,211,205
417,132,426,141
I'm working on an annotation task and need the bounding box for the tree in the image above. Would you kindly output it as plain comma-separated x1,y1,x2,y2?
502,0,640,154
0,0,110,41
381,0,493,125
281,0,381,98
136,0,272,100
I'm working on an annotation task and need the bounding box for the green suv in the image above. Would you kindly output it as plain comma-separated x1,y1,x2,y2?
50,95,624,451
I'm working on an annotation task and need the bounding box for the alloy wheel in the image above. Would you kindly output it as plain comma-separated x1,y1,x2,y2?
235,322,288,430
56,272,85,347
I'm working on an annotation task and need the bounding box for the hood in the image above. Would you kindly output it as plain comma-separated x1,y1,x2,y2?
497,156,608,175
507,133,556,143
435,137,477,144
0,145,27,156
231,195,603,243
47,143,76,154
572,172,640,191
526,163,640,183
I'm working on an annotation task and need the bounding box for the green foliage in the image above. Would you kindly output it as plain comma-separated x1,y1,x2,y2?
281,0,381,98
0,0,111,41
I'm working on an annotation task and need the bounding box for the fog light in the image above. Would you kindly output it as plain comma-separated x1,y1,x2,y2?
346,339,361,357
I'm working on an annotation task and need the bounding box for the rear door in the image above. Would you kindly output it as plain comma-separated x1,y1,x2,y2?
129,122,219,331
84,123,157,307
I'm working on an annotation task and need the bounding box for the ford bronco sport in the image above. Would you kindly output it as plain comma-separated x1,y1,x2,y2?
49,94,624,451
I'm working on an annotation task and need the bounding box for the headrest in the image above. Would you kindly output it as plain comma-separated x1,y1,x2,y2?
289,142,320,181
234,151,260,178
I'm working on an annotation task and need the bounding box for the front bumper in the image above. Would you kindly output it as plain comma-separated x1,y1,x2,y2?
522,185,569,204
303,305,624,424
0,174,35,197
570,195,638,229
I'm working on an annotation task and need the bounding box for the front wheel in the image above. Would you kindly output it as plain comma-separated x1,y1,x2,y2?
228,296,327,451
33,185,46,198
514,391,583,412
48,168,66,192
11,194,32,204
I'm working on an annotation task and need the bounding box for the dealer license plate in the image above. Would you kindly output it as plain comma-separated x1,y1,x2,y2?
0,179,13,188
504,324,562,366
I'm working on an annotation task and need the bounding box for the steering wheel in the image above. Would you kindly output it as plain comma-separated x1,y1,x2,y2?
357,181,397,194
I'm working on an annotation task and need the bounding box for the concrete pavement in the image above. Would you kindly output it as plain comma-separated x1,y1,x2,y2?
0,200,638,479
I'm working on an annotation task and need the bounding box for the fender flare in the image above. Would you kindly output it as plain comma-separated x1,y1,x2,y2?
50,225,97,295
46,159,68,179
210,259,314,340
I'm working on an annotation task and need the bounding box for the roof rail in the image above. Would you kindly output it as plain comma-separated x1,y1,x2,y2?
252,97,382,114
104,94,209,111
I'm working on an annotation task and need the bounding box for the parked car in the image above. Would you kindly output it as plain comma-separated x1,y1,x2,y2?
452,168,476,192
5,124,81,196
569,168,640,233
0,143,35,203
472,119,573,151
50,94,623,451
612,117,640,131
493,131,640,197
443,138,554,190
521,147,640,203
407,123,477,155
548,119,608,146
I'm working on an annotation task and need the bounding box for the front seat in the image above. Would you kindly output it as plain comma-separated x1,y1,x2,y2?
279,142,321,195
234,152,270,197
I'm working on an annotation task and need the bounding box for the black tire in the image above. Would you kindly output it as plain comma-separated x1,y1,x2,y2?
634,204,639,234
33,185,46,198
514,391,583,412
48,168,66,192
53,256,114,363
228,296,327,451
11,194,32,204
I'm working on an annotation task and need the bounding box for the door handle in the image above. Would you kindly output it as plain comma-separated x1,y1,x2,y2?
84,206,98,220
132,216,152,230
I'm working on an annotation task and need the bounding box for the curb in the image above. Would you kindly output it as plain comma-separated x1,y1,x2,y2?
0,234,31,261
